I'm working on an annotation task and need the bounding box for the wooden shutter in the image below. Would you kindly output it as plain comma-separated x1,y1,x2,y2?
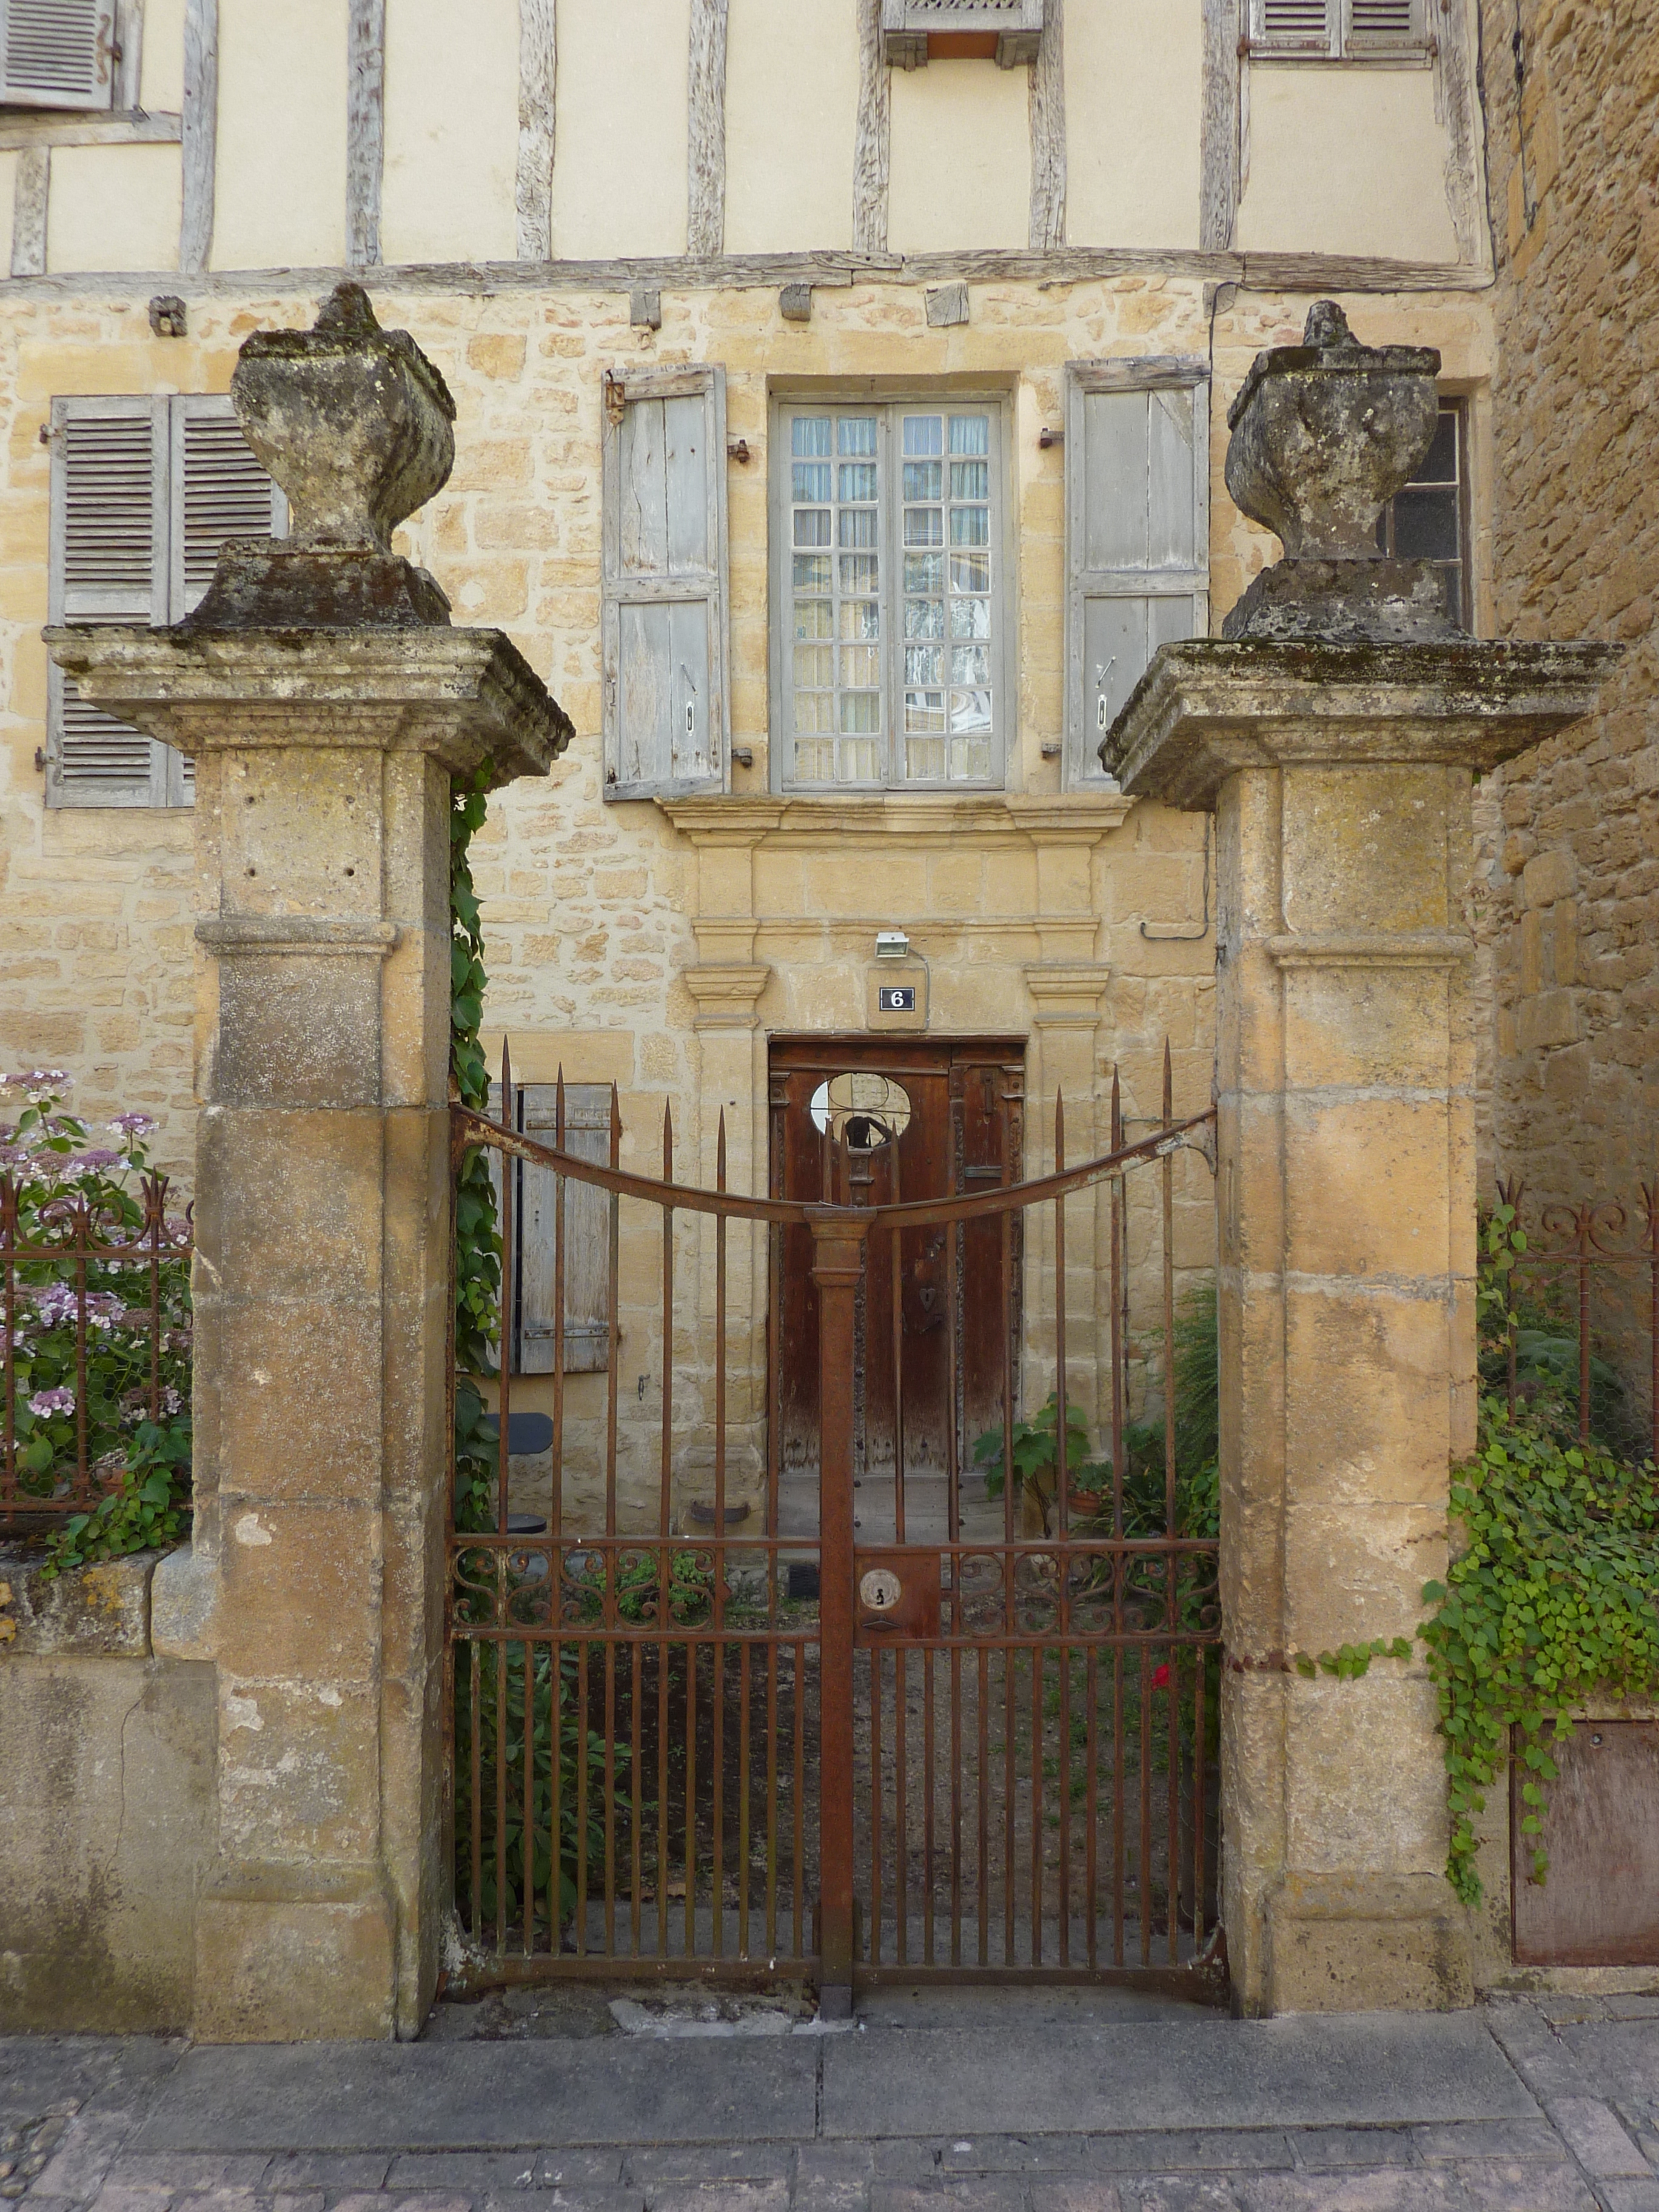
169,395,286,620
166,395,284,798
1063,361,1209,788
1344,0,1424,51
0,0,117,110
516,1085,614,1376
47,395,167,808
601,364,729,802
1252,0,1335,52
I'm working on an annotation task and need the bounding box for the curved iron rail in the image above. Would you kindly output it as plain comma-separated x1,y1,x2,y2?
451,1099,1215,1226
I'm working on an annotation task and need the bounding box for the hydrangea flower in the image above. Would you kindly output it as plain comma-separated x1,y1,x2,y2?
28,1386,76,1417
71,1149,123,1172
109,1113,156,1137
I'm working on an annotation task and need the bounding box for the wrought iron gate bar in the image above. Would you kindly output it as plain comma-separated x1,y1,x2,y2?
446,1041,1222,2003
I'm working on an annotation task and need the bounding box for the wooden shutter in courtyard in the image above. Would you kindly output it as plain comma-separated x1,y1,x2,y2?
1063,360,1208,788
0,0,118,109
517,1085,614,1375
601,364,729,801
1252,0,1335,51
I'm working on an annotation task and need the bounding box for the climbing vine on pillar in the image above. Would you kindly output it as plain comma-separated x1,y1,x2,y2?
451,766,500,1531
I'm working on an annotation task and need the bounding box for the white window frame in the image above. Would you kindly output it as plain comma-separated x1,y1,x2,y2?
769,389,1014,796
1063,357,1210,791
1248,0,1431,61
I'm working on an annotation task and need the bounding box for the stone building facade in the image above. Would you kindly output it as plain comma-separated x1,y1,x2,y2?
0,0,1495,1492
1477,0,1658,1229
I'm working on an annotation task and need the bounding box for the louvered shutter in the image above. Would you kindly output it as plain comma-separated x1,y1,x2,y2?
169,395,286,620
167,396,284,799
601,364,729,802
1252,0,1335,52
1064,364,1209,788
0,0,117,110
47,395,167,808
1343,0,1424,51
517,1085,614,1375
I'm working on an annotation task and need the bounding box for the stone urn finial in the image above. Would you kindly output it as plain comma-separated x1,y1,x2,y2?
1222,301,1452,642
232,280,457,553
187,283,460,628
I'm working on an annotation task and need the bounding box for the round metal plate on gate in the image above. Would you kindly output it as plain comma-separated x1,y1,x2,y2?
859,1567,903,1611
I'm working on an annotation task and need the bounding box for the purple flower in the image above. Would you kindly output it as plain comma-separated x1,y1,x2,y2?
30,1283,80,1326
161,1386,183,1415
109,1112,156,1137
28,1386,75,1417
71,1149,122,1172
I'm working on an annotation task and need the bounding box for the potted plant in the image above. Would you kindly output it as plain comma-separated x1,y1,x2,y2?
972,1392,1110,1537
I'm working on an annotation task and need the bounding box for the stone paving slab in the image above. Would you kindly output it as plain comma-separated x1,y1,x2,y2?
126,2045,820,2154
818,2016,1538,2140
5,1998,1659,2212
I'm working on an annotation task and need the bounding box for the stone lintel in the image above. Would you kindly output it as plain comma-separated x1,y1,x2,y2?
43,625,574,791
1105,638,1621,809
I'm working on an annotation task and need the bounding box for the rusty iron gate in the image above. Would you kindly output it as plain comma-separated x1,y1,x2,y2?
446,1044,1222,2008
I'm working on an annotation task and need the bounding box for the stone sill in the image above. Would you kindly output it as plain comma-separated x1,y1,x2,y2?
0,1544,170,1659
658,791,1134,848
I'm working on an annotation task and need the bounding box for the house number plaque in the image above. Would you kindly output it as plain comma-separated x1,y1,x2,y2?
877,985,916,1012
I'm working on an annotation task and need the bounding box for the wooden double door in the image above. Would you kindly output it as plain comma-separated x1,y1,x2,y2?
769,1037,1024,1543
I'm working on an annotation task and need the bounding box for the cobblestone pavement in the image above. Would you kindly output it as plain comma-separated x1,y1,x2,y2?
4,1994,1659,2212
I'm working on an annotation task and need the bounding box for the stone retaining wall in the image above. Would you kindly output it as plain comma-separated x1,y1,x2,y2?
0,1547,215,2032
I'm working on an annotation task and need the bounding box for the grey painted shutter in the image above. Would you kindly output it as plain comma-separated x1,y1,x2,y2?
517,1085,614,1376
602,365,729,802
1344,0,1423,52
47,395,167,808
1253,0,1335,52
1064,365,1209,788
167,395,284,802
169,394,286,619
0,0,118,109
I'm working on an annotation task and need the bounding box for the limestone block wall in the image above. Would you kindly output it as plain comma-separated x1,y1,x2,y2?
1477,0,1659,1347
0,1548,215,2032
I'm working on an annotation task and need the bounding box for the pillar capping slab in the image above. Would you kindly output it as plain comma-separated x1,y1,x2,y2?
682,962,772,1029
43,624,573,791
1105,638,1621,809
1022,962,1113,1024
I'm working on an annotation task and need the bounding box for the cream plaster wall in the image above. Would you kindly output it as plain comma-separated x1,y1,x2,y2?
47,145,181,274
724,0,857,253
550,0,689,260
1065,0,1204,250
381,0,518,266
1235,66,1461,263
211,0,348,272
888,59,1029,254
0,154,17,263
139,0,186,113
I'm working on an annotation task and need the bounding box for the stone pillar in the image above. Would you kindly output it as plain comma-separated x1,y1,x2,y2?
48,286,570,2040
1109,304,1614,2015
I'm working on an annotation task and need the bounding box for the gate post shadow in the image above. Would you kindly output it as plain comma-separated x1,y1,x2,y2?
47,286,572,2040
808,1202,869,2018
1108,303,1616,2015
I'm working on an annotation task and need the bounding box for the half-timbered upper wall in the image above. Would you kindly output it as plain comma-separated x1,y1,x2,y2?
0,0,1488,278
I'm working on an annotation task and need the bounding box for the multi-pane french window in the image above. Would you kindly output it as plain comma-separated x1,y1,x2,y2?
779,401,1002,791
